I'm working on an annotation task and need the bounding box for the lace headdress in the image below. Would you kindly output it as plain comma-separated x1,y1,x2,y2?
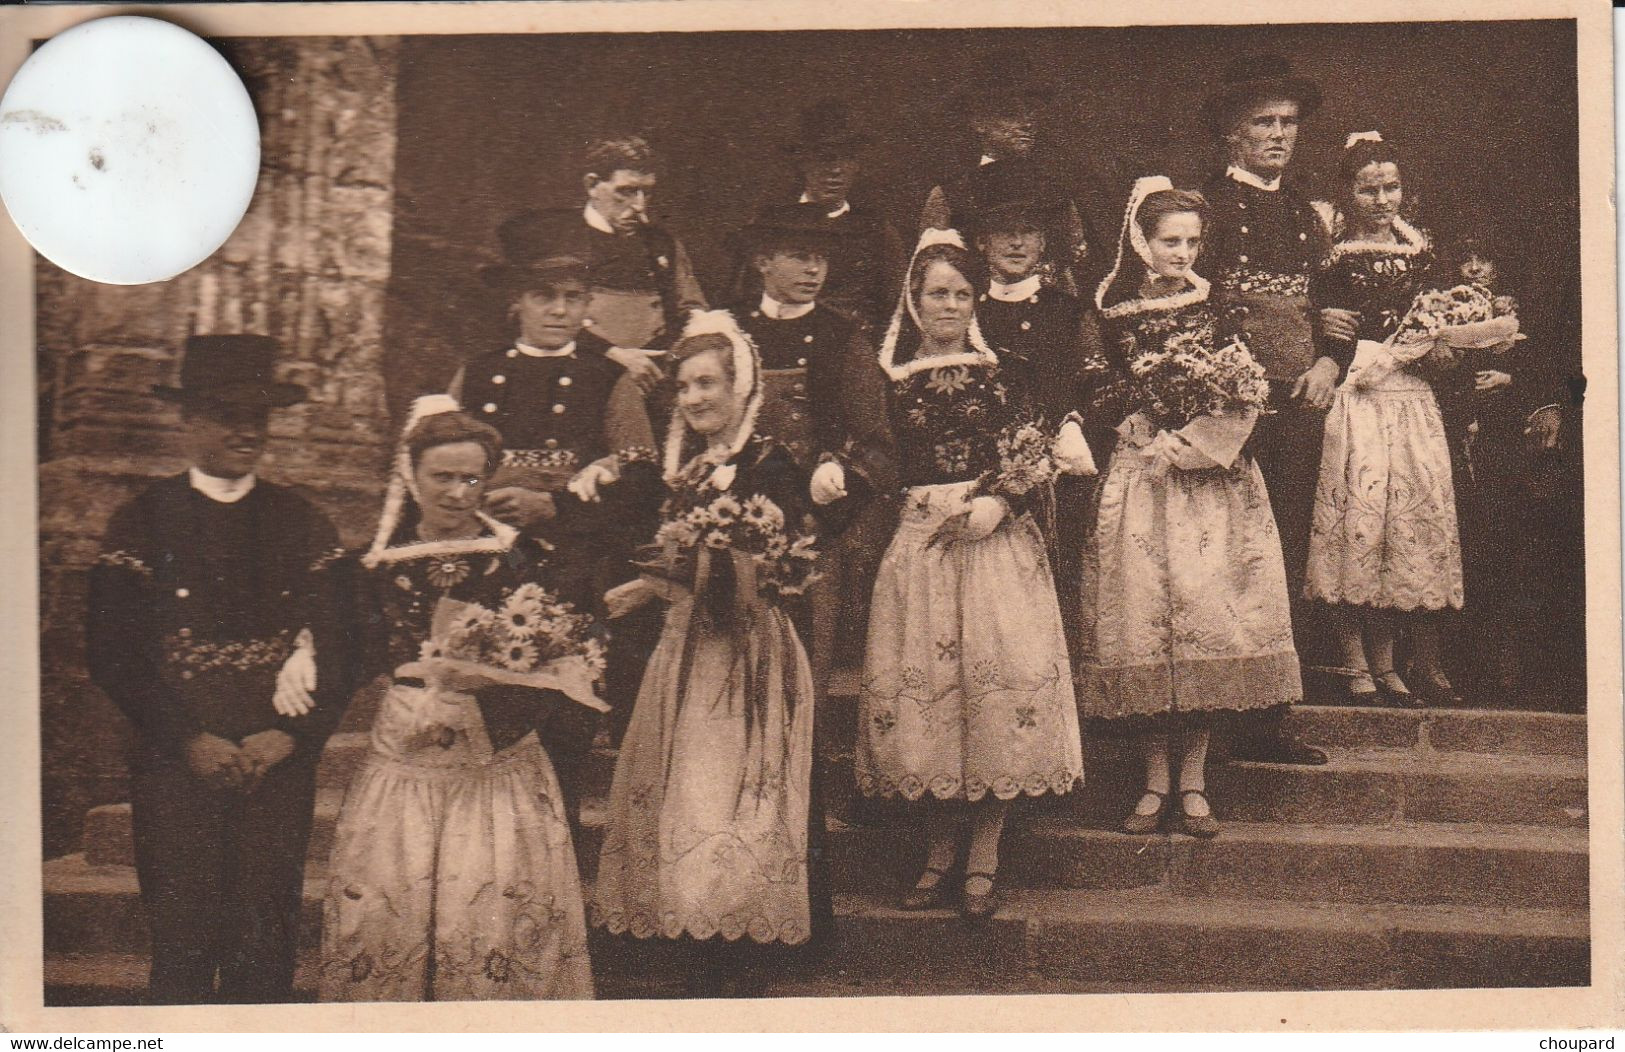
876,227,998,380
662,309,765,481
1095,175,1211,318
362,393,515,568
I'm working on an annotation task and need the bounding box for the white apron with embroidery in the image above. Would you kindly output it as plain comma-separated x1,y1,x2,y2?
319,679,594,1001
1306,338,1465,610
857,480,1082,801
591,595,815,945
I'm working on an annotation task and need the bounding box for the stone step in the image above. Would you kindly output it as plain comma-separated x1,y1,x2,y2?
1030,746,1587,828
78,784,1588,912
309,706,1586,791
53,809,1587,964
42,886,1588,1005
1281,705,1586,757
84,743,1589,871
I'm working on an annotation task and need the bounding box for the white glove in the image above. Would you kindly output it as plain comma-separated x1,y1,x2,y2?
568,460,620,503
809,461,847,505
1054,419,1097,476
963,496,1007,541
273,637,317,718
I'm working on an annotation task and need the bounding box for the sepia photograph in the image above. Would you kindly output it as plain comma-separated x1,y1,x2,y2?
2,0,1618,1033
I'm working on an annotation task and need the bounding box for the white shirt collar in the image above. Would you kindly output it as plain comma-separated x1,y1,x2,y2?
759,293,816,321
1227,165,1283,192
583,202,617,235
979,154,998,167
988,274,1042,302
516,340,576,358
799,192,851,220
189,467,257,504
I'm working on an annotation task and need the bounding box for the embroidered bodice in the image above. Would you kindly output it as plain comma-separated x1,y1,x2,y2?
1311,221,1435,345
887,359,1023,489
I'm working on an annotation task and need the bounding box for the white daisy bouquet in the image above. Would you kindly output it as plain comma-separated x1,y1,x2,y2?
1115,327,1271,431
648,487,821,602
396,586,610,712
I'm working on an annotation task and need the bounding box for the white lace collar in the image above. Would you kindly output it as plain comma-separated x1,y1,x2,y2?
516,340,576,358
1226,165,1282,192
1325,217,1429,263
369,512,519,566
798,192,851,219
988,274,1042,302
1099,273,1211,320
583,202,617,235
759,293,816,321
188,467,256,504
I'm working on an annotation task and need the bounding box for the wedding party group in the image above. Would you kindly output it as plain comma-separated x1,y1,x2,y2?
84,50,1577,1005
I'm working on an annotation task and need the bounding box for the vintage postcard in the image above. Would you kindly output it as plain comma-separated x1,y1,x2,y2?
0,0,1617,1033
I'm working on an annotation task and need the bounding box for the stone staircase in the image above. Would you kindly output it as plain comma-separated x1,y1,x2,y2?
42,705,1589,1002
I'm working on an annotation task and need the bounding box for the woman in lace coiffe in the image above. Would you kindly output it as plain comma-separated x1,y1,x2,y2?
1075,180,1299,839
854,230,1088,920
280,400,597,1002
587,310,824,997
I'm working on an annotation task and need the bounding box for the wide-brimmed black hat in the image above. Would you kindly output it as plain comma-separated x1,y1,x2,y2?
965,191,1066,240
1202,53,1323,134
736,212,847,257
783,98,873,159
957,48,1059,123
152,334,306,408
481,210,591,293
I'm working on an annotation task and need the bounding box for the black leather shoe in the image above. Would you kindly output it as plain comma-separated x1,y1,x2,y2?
1231,736,1328,766
961,871,1001,923
900,865,955,911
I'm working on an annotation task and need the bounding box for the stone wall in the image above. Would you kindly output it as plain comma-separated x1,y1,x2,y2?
37,37,401,858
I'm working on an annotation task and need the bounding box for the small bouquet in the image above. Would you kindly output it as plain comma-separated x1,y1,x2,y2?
645,475,821,606
1395,283,1522,375
978,418,1060,502
1094,323,1271,432
397,586,610,712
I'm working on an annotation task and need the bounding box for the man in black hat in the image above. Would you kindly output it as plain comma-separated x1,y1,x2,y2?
1201,54,1341,765
86,335,356,1003
920,52,1101,298
732,214,896,654
735,98,906,327
451,239,662,807
968,193,1101,638
732,214,897,914
505,135,706,393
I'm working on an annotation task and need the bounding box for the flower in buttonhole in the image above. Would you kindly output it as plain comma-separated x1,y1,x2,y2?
709,463,737,490
419,639,445,662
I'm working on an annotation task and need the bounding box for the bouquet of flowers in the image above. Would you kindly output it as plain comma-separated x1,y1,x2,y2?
646,476,821,603
975,417,1061,502
1395,283,1521,373
1092,325,1271,432
396,585,610,712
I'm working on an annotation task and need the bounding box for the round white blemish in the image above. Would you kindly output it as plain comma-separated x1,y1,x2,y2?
0,16,260,284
